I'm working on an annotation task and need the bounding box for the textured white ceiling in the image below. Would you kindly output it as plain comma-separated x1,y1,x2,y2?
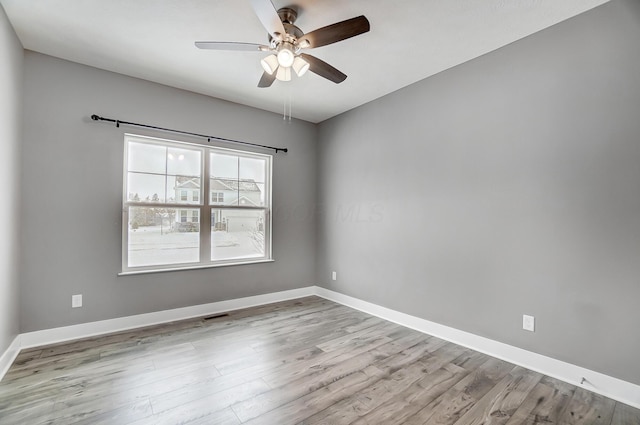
1,0,609,123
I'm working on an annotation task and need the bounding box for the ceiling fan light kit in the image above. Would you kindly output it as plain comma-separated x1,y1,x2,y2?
261,54,279,75
276,43,295,68
276,66,292,82
195,0,370,87
292,56,309,77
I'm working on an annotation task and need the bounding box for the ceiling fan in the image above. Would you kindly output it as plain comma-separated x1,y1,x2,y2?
195,0,370,87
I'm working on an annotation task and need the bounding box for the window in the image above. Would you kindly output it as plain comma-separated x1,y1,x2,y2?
211,191,224,204
123,134,272,272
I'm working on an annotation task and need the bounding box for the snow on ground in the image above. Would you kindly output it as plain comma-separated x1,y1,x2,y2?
128,225,263,267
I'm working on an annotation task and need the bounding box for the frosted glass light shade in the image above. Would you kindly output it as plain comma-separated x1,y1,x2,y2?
260,54,278,75
277,45,295,68
292,56,309,77
276,66,292,82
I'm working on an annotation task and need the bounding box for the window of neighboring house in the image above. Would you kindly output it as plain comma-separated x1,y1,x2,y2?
211,191,224,203
123,134,272,273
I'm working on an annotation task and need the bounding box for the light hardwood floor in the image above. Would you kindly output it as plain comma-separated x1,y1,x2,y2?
0,296,638,424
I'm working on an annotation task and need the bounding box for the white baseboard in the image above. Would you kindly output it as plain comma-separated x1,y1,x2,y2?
2,285,639,410
19,287,316,349
314,286,640,409
0,334,21,380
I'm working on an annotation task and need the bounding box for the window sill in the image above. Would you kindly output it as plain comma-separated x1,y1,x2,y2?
118,259,275,276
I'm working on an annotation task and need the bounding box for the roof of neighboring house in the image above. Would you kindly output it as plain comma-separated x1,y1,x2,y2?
174,176,200,189
174,177,261,193
211,178,261,192
175,180,200,189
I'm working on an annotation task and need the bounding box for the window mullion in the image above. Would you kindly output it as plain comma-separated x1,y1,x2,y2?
200,148,211,262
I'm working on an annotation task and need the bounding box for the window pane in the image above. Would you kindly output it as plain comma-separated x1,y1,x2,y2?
238,180,264,207
128,142,166,174
169,176,201,205
127,173,166,203
167,147,201,177
239,158,266,206
239,157,265,183
210,153,238,179
211,209,265,261
210,177,236,205
128,207,199,267
210,153,238,205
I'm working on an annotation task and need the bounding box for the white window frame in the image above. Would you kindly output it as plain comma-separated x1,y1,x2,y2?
121,134,272,274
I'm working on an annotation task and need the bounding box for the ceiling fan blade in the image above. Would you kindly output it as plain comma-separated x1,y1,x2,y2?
299,16,370,49
195,41,268,52
258,71,277,88
249,0,286,40
299,54,347,84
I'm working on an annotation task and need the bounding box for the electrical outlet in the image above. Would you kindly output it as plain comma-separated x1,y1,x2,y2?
72,294,83,308
332,271,337,281
522,314,535,332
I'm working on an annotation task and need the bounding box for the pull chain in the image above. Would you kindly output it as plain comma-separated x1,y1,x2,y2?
283,88,292,122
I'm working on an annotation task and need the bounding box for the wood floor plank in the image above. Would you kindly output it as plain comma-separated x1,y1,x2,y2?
373,337,449,376
451,366,543,425
242,365,386,425
612,402,640,425
260,333,393,389
1,296,637,425
148,379,269,425
129,406,241,425
406,357,515,425
149,376,270,414
256,326,422,392
53,398,153,425
232,331,415,422
558,387,616,425
503,377,575,425
50,361,222,414
0,398,55,425
451,349,493,372
343,363,468,425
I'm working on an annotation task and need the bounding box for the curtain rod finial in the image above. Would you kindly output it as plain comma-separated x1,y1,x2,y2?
91,114,100,121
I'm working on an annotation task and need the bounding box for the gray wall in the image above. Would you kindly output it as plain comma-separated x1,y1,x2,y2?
317,0,640,385
20,52,317,332
0,5,22,355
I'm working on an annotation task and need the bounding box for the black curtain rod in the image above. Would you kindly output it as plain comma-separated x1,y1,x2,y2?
90,114,288,153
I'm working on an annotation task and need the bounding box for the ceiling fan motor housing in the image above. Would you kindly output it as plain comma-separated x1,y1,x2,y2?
277,7,298,25
268,8,303,46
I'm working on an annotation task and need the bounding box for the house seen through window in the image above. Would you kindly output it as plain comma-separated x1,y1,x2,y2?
123,134,272,272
